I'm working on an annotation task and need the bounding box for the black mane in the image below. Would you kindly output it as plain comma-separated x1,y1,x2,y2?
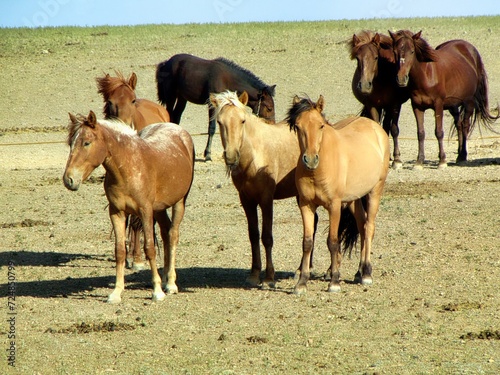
285,96,326,131
214,57,274,95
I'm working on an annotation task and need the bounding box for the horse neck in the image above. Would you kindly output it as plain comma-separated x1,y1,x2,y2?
100,127,138,183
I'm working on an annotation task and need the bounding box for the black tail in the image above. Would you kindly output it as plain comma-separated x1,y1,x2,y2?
156,60,174,108
338,198,367,258
471,54,500,134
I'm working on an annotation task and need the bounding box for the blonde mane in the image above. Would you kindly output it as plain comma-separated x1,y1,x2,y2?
210,91,253,120
67,114,137,146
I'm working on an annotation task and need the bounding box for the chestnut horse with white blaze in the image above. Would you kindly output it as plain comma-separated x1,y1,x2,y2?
286,95,389,294
63,111,194,303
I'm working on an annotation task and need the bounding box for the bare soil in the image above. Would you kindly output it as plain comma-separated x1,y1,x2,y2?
1,18,500,374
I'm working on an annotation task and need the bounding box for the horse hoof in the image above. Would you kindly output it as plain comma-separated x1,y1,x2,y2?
438,162,448,170
413,164,424,171
163,284,178,294
361,277,373,286
152,291,167,302
261,280,276,290
132,262,146,272
392,161,403,170
327,284,341,293
293,285,307,295
107,294,122,304
245,275,260,287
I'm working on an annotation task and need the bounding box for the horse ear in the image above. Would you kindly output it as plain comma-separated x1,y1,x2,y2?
209,93,218,108
292,95,301,106
373,33,381,46
413,30,422,40
267,84,276,97
128,72,137,90
68,112,78,124
87,110,97,128
352,34,360,46
316,95,325,112
239,91,249,106
388,30,396,41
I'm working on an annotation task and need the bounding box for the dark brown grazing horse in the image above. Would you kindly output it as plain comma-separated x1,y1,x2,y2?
349,30,410,168
286,95,389,294
63,111,194,303
390,30,499,168
156,53,276,161
96,71,171,271
210,91,317,288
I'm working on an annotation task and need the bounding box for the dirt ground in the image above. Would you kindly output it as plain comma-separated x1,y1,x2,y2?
1,18,500,374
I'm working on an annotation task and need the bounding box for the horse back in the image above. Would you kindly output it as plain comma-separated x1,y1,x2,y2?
133,99,170,130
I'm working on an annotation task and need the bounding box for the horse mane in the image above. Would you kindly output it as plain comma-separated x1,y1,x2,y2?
214,57,275,96
285,96,328,132
392,30,438,62
210,91,253,120
96,71,136,117
348,30,394,60
67,113,136,146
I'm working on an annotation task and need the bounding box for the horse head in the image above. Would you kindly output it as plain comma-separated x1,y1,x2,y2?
287,95,327,171
255,85,276,124
96,72,138,126
63,110,107,191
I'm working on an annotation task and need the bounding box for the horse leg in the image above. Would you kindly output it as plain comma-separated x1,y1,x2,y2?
161,199,185,295
294,202,318,295
141,209,165,302
434,103,447,168
260,199,275,289
387,106,403,169
171,97,187,125
457,102,474,163
412,106,426,169
204,107,217,161
449,107,464,163
127,215,145,271
108,208,127,304
294,200,318,280
326,201,343,293
240,196,261,286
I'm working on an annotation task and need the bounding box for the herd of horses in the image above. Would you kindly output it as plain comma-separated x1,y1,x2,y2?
63,29,498,303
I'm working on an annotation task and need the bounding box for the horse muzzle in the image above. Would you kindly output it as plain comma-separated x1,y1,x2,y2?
302,154,319,171
396,75,409,87
357,80,373,94
63,173,81,191
223,150,240,170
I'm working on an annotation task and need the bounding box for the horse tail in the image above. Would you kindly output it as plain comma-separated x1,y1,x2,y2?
156,60,176,108
338,199,365,258
471,53,500,133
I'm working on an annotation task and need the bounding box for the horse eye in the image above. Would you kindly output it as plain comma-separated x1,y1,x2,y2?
132,99,136,104
83,141,91,147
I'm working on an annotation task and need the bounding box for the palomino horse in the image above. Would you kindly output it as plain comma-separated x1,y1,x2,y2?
156,54,276,160
209,91,317,288
349,30,410,168
286,95,390,294
63,111,194,303
97,71,171,270
389,30,499,168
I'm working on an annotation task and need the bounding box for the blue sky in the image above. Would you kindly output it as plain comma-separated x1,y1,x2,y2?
0,0,498,28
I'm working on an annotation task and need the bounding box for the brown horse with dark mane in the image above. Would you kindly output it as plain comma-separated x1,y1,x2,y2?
63,111,194,303
97,71,171,270
286,95,389,294
156,54,276,161
390,30,499,168
349,30,410,168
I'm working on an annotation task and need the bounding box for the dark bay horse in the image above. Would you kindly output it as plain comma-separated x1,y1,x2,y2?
349,30,410,168
96,71,170,131
390,30,499,168
210,91,317,289
156,53,276,161
286,95,389,294
63,111,194,303
97,71,171,271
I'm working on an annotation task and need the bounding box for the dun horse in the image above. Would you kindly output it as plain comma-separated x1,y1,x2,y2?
390,30,499,168
286,95,389,294
157,53,276,161
349,30,410,168
96,71,171,270
210,91,317,288
63,111,194,303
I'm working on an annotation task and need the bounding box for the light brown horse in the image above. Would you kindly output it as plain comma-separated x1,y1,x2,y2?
63,111,194,303
97,71,171,270
286,95,389,294
97,71,170,130
210,91,317,288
